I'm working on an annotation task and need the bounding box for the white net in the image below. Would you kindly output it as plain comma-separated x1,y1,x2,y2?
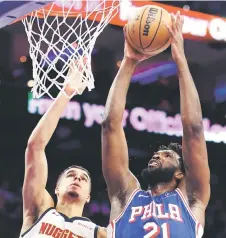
22,0,120,98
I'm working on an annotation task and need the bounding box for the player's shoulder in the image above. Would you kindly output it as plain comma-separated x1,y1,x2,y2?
97,227,107,238
45,209,102,237
74,216,97,227
133,189,179,199
132,188,181,198
39,208,97,228
123,188,150,202
75,218,105,238
134,189,149,197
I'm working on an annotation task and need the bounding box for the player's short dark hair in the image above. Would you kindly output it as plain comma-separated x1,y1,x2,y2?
56,165,92,191
158,143,185,173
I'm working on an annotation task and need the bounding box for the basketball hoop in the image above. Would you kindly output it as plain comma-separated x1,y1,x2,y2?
22,0,120,99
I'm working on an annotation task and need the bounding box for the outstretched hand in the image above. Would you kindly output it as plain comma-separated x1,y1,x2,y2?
64,42,87,96
165,11,185,63
64,59,85,96
123,26,155,63
64,58,87,96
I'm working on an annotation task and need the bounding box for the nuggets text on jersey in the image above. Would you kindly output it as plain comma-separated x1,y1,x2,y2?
20,208,98,238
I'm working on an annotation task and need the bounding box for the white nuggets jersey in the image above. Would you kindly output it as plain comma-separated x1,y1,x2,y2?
20,208,98,238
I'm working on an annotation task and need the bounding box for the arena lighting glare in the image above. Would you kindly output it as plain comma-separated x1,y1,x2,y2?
132,62,177,85
27,94,226,144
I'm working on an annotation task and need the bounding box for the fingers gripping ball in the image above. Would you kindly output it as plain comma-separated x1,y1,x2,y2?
126,5,172,55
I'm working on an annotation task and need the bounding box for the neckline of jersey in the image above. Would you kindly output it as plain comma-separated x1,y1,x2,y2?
52,208,91,222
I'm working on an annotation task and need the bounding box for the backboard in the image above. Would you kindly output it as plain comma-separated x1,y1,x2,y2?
0,1,52,29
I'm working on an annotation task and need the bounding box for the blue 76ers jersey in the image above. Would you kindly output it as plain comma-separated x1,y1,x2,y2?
107,188,204,238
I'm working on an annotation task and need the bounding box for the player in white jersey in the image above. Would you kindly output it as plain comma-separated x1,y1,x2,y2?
19,59,106,238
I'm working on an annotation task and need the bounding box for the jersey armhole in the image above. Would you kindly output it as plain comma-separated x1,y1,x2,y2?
112,188,141,223
94,225,98,238
20,207,54,237
175,188,199,222
175,188,204,237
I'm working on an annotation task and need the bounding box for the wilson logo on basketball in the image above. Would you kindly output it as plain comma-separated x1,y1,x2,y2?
143,8,158,36
39,222,83,238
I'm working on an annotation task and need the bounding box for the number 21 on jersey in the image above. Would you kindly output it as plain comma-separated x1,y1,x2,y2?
143,222,170,238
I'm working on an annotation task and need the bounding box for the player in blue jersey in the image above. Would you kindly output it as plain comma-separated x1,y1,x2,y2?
101,11,210,238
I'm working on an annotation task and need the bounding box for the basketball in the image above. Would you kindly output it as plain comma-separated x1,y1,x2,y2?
126,5,172,55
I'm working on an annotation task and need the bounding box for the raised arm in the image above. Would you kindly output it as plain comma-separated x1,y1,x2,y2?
101,57,139,199
22,61,85,230
101,29,152,219
167,12,210,208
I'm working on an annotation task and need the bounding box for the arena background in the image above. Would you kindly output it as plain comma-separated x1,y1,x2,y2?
1,1,226,237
